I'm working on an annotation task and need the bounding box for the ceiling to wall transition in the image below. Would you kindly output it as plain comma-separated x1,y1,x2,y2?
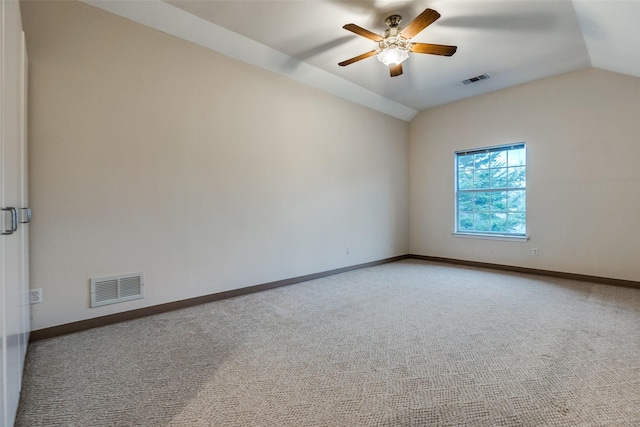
83,1,640,121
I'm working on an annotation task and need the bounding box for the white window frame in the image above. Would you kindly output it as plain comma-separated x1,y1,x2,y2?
454,143,527,240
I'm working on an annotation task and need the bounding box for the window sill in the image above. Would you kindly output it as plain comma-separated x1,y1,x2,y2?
452,232,529,242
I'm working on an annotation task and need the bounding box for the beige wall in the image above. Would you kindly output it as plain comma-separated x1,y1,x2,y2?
409,68,640,281
22,1,409,330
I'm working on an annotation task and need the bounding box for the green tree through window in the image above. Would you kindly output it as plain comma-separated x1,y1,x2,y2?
456,144,526,236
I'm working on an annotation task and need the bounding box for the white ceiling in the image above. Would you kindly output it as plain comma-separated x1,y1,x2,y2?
84,1,640,121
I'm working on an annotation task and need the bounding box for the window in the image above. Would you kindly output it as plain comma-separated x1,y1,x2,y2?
455,143,526,237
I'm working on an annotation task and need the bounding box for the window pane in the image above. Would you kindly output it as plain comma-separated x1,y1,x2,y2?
507,213,526,234
473,169,490,189
458,193,473,211
507,166,526,188
458,212,473,231
474,213,490,232
458,170,473,190
455,144,526,236
474,152,491,169
508,190,526,212
489,167,507,188
490,213,507,233
458,154,474,171
490,191,507,212
489,151,507,168
474,192,489,212
508,147,526,166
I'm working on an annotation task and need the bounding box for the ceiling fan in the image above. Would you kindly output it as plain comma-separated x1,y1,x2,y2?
338,8,457,77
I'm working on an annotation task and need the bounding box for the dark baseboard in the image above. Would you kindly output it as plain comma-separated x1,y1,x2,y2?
409,255,640,289
29,255,410,342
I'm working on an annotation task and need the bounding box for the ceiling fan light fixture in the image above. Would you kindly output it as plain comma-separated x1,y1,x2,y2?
338,8,456,77
377,46,409,66
377,34,411,66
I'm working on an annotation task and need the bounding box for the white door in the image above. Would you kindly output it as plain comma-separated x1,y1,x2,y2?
1,0,29,425
0,0,5,421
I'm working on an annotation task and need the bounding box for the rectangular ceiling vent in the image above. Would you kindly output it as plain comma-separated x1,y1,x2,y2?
462,73,490,85
91,273,144,308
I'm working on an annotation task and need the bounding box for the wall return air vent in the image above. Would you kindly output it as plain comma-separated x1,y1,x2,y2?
91,273,144,308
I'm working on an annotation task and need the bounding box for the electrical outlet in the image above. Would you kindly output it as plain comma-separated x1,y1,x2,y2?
532,248,539,256
30,288,42,304
346,247,350,255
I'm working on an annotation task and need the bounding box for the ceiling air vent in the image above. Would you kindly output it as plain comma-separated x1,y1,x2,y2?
462,73,490,85
91,273,144,308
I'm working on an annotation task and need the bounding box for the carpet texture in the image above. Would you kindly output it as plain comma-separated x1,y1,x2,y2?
16,260,640,426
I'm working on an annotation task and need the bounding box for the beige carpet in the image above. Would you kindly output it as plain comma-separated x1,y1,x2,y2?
16,260,640,426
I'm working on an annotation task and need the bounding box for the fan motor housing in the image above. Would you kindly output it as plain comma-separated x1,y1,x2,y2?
385,15,402,28
379,28,411,53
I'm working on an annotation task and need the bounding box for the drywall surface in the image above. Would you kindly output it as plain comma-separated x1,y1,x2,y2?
409,68,640,281
22,1,409,330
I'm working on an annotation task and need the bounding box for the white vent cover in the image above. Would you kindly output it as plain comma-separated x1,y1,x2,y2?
91,273,144,308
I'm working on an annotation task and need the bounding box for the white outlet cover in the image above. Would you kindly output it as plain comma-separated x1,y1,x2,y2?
30,288,42,304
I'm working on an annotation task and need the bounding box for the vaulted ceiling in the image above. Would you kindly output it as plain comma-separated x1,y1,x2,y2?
83,1,640,121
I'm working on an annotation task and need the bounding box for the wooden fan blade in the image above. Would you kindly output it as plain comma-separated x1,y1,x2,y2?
390,63,403,77
400,8,441,39
338,50,378,67
343,24,383,42
411,43,457,56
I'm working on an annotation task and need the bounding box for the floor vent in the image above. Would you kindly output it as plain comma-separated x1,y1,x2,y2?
462,73,490,85
91,273,144,308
